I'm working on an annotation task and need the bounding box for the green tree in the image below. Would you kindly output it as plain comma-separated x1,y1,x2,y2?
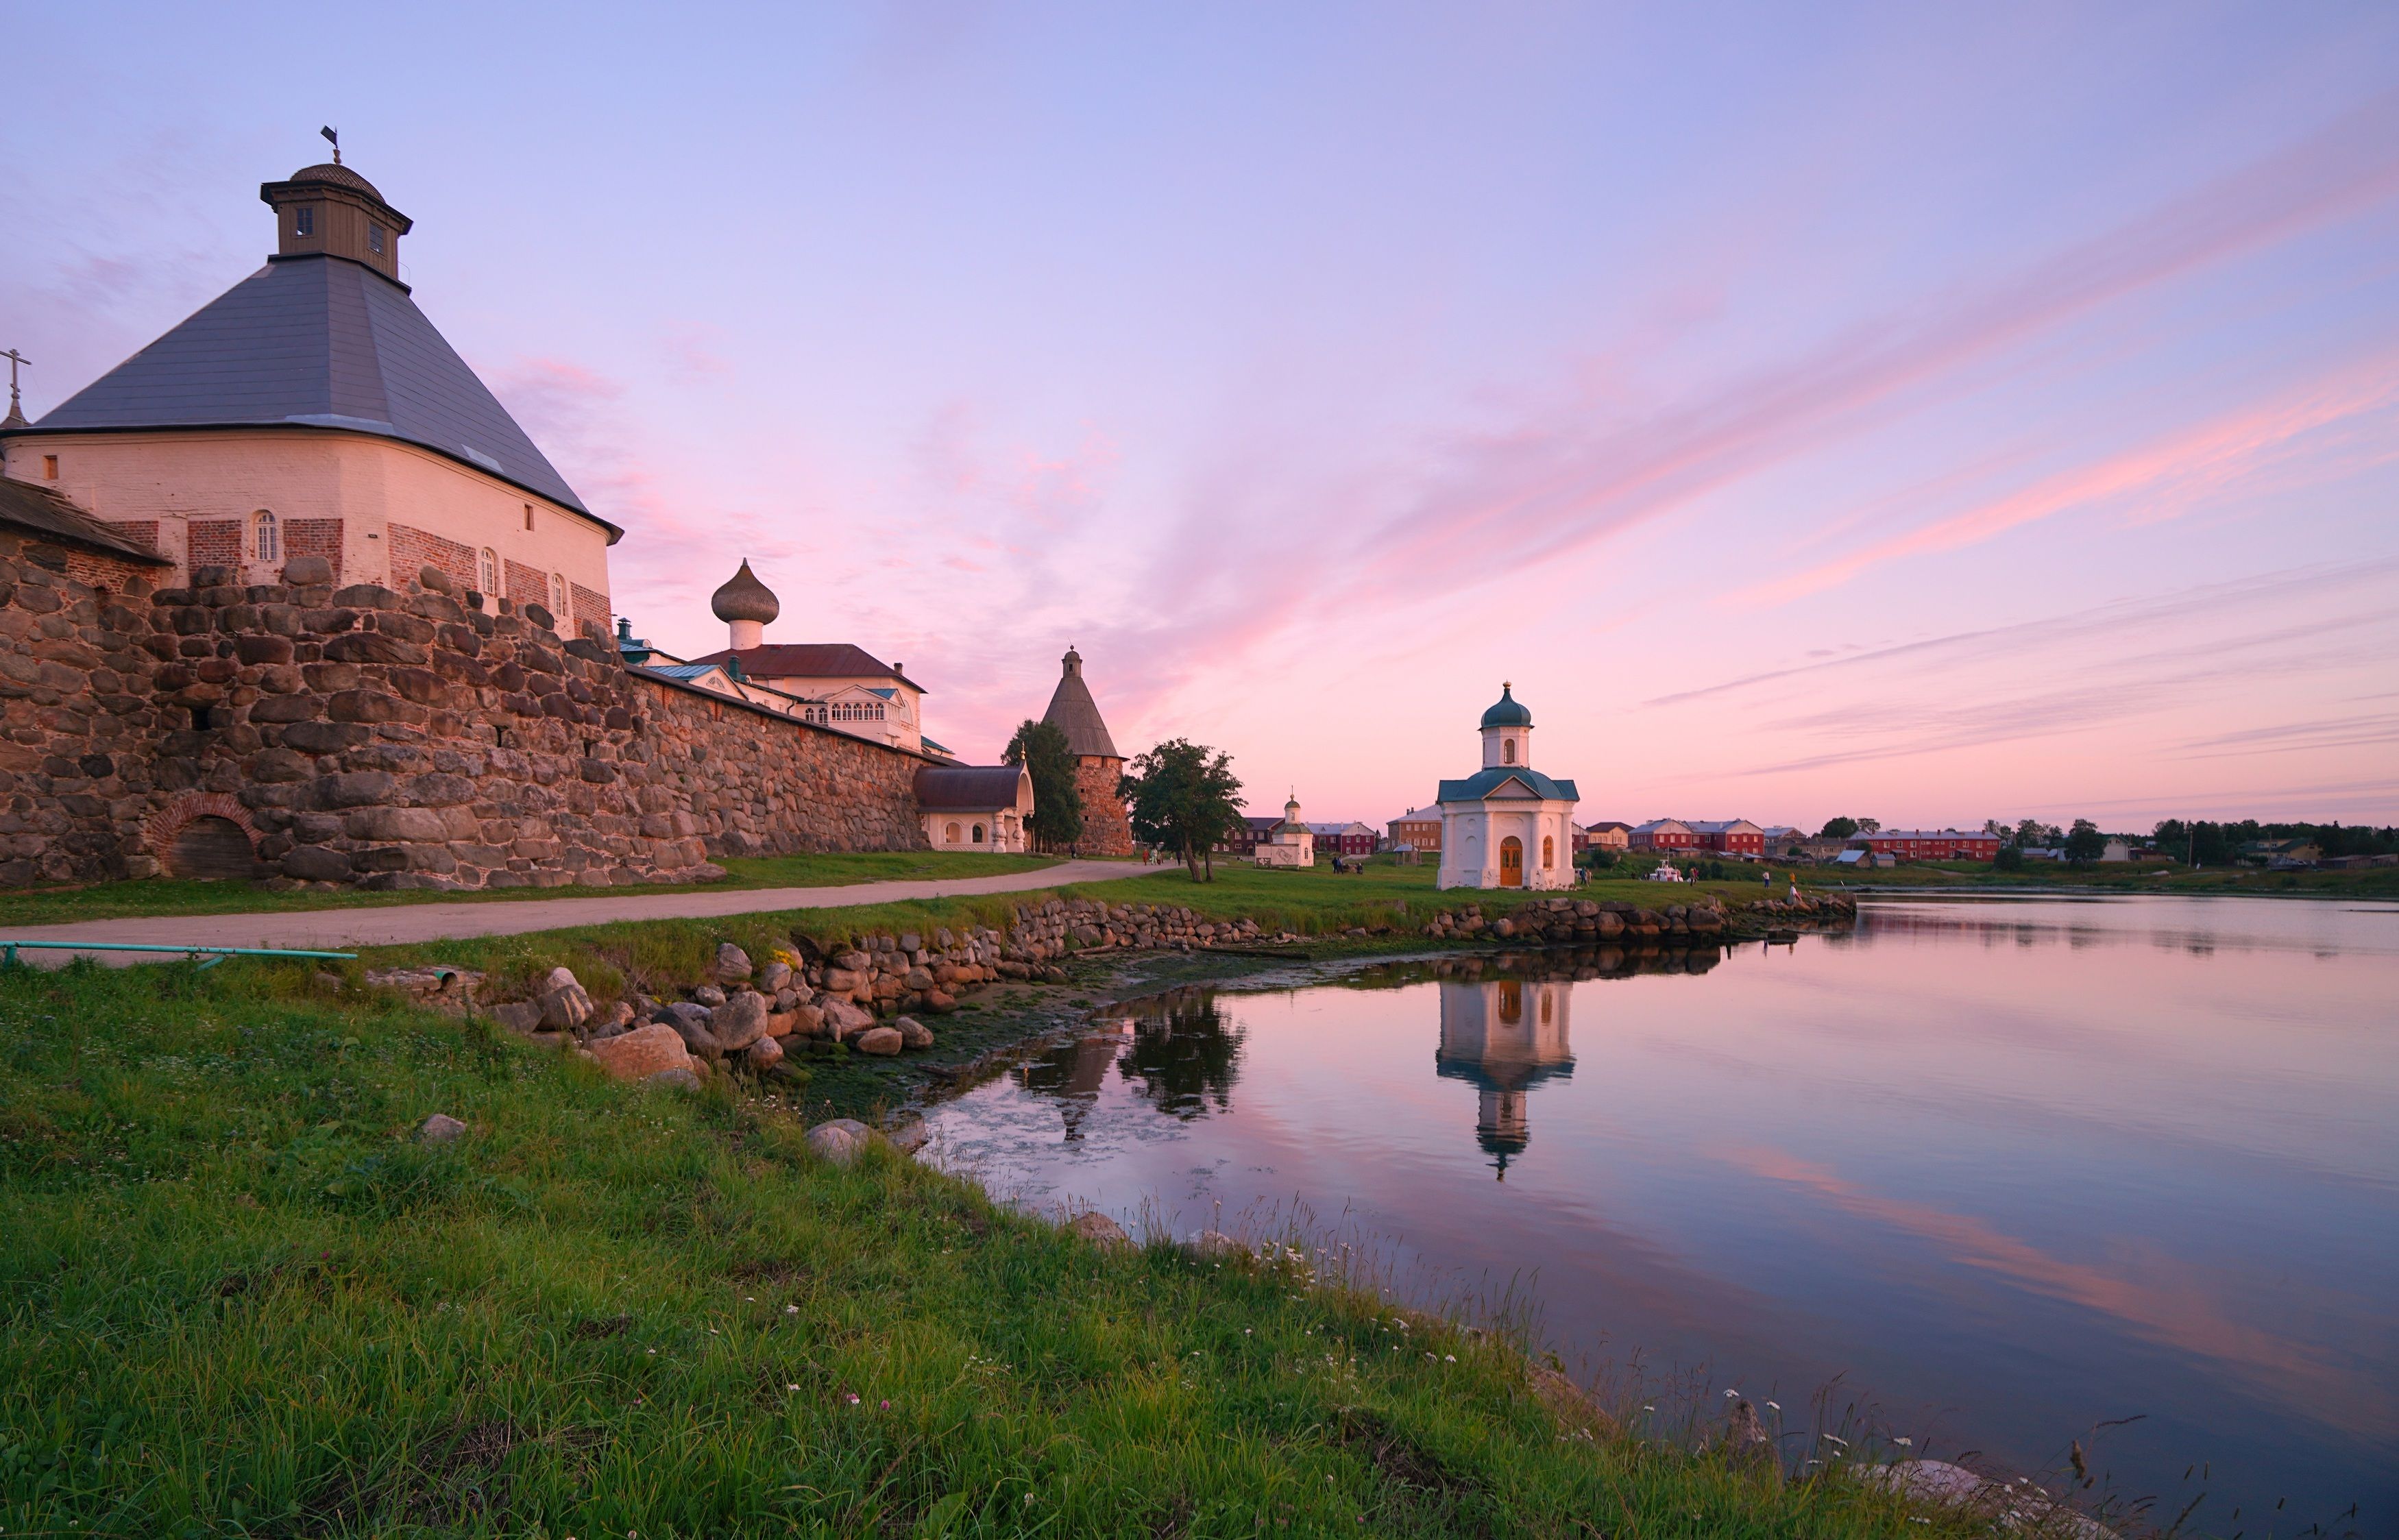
1818,816,1860,840
1993,844,2025,872
2063,818,2106,866
1003,719,1084,854
1856,817,1882,834
1119,739,1244,881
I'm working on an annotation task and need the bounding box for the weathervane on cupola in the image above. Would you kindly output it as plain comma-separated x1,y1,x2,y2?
321,125,341,164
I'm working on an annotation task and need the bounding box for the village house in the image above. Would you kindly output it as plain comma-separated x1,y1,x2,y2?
1387,807,1443,855
1217,818,1274,859
1688,818,1766,857
1578,820,1632,855
1627,818,1696,853
3,154,618,625
1308,821,1380,858
1436,685,1581,891
1847,829,2003,861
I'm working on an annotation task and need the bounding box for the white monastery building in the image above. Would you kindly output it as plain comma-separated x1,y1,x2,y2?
684,559,934,755
1253,794,1316,868
1436,685,1581,890
2,153,618,622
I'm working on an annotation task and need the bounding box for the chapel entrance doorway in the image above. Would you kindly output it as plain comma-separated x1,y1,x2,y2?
1499,836,1524,887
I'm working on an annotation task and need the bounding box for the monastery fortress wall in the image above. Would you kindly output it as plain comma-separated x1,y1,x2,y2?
0,530,928,889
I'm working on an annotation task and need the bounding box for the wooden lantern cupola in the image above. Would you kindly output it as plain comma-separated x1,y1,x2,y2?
260,156,413,286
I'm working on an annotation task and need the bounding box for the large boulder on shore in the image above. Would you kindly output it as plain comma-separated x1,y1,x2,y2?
587,1023,698,1083
1065,1212,1133,1252
855,1026,903,1056
710,991,772,1051
820,997,876,1042
807,1119,875,1166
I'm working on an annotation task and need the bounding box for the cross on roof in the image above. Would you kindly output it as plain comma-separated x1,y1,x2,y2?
1,348,27,428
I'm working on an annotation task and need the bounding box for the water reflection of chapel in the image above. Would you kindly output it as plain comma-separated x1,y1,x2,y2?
1434,977,1574,1177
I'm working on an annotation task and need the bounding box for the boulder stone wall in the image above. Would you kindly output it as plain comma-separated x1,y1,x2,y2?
0,548,929,889
0,528,173,885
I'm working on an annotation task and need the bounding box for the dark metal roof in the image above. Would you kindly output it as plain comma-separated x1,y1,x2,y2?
914,765,1030,811
691,642,927,694
25,254,611,533
0,478,172,565
1436,768,1580,803
1041,648,1119,759
282,162,385,199
1479,684,1533,729
710,559,779,623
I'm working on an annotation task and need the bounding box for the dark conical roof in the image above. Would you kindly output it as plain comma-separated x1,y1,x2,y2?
1042,647,1119,759
711,559,779,623
25,252,607,530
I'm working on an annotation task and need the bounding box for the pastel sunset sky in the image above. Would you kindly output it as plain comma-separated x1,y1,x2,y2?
9,3,2397,830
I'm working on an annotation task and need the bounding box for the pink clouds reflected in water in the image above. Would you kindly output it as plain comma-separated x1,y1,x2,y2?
923,896,2399,1530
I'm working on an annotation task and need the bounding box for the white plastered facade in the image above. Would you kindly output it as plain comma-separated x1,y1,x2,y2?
1437,716,1580,891
1,428,613,618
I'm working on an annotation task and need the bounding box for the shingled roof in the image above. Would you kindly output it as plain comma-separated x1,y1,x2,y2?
914,765,1030,811
692,642,927,694
1435,767,1580,804
1041,647,1119,759
0,477,171,565
23,254,611,534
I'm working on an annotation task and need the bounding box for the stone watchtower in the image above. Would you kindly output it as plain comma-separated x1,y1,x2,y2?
1040,647,1136,857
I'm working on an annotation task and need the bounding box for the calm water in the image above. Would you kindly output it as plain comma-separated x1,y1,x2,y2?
923,896,2399,1535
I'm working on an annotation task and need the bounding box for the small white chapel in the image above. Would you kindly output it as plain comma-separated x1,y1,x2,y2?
1435,685,1581,890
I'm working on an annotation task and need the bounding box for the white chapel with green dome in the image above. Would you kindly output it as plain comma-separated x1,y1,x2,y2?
1436,685,1581,890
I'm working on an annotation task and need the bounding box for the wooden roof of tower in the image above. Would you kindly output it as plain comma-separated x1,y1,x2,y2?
1041,646,1119,759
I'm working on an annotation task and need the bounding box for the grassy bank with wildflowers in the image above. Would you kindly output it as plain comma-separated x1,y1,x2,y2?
0,953,2017,1538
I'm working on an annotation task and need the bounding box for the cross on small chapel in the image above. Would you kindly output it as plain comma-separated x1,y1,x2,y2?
1,348,28,426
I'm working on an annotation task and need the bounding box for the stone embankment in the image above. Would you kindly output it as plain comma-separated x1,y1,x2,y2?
1422,891,1855,944
372,890,1858,1091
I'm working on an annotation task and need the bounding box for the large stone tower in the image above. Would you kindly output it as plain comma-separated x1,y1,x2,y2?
1040,647,1136,857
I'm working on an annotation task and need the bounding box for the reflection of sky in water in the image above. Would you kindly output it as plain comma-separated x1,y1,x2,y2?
920,896,2399,1532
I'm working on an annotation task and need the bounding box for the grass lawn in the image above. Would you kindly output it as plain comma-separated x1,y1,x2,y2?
0,958,1988,1538
0,851,1062,929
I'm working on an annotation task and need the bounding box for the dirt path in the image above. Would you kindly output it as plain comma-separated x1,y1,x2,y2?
0,861,1153,964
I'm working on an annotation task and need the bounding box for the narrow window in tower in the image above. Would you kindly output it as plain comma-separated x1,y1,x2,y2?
253,510,280,563
478,548,498,595
523,504,534,530
42,456,58,480
550,573,568,618
295,206,315,236
369,224,385,254
1503,738,1516,764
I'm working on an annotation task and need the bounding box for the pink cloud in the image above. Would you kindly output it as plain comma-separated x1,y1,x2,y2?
1740,360,2399,604
1720,1145,2396,1435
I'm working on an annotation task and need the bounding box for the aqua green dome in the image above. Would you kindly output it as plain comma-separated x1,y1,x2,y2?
1479,684,1533,729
